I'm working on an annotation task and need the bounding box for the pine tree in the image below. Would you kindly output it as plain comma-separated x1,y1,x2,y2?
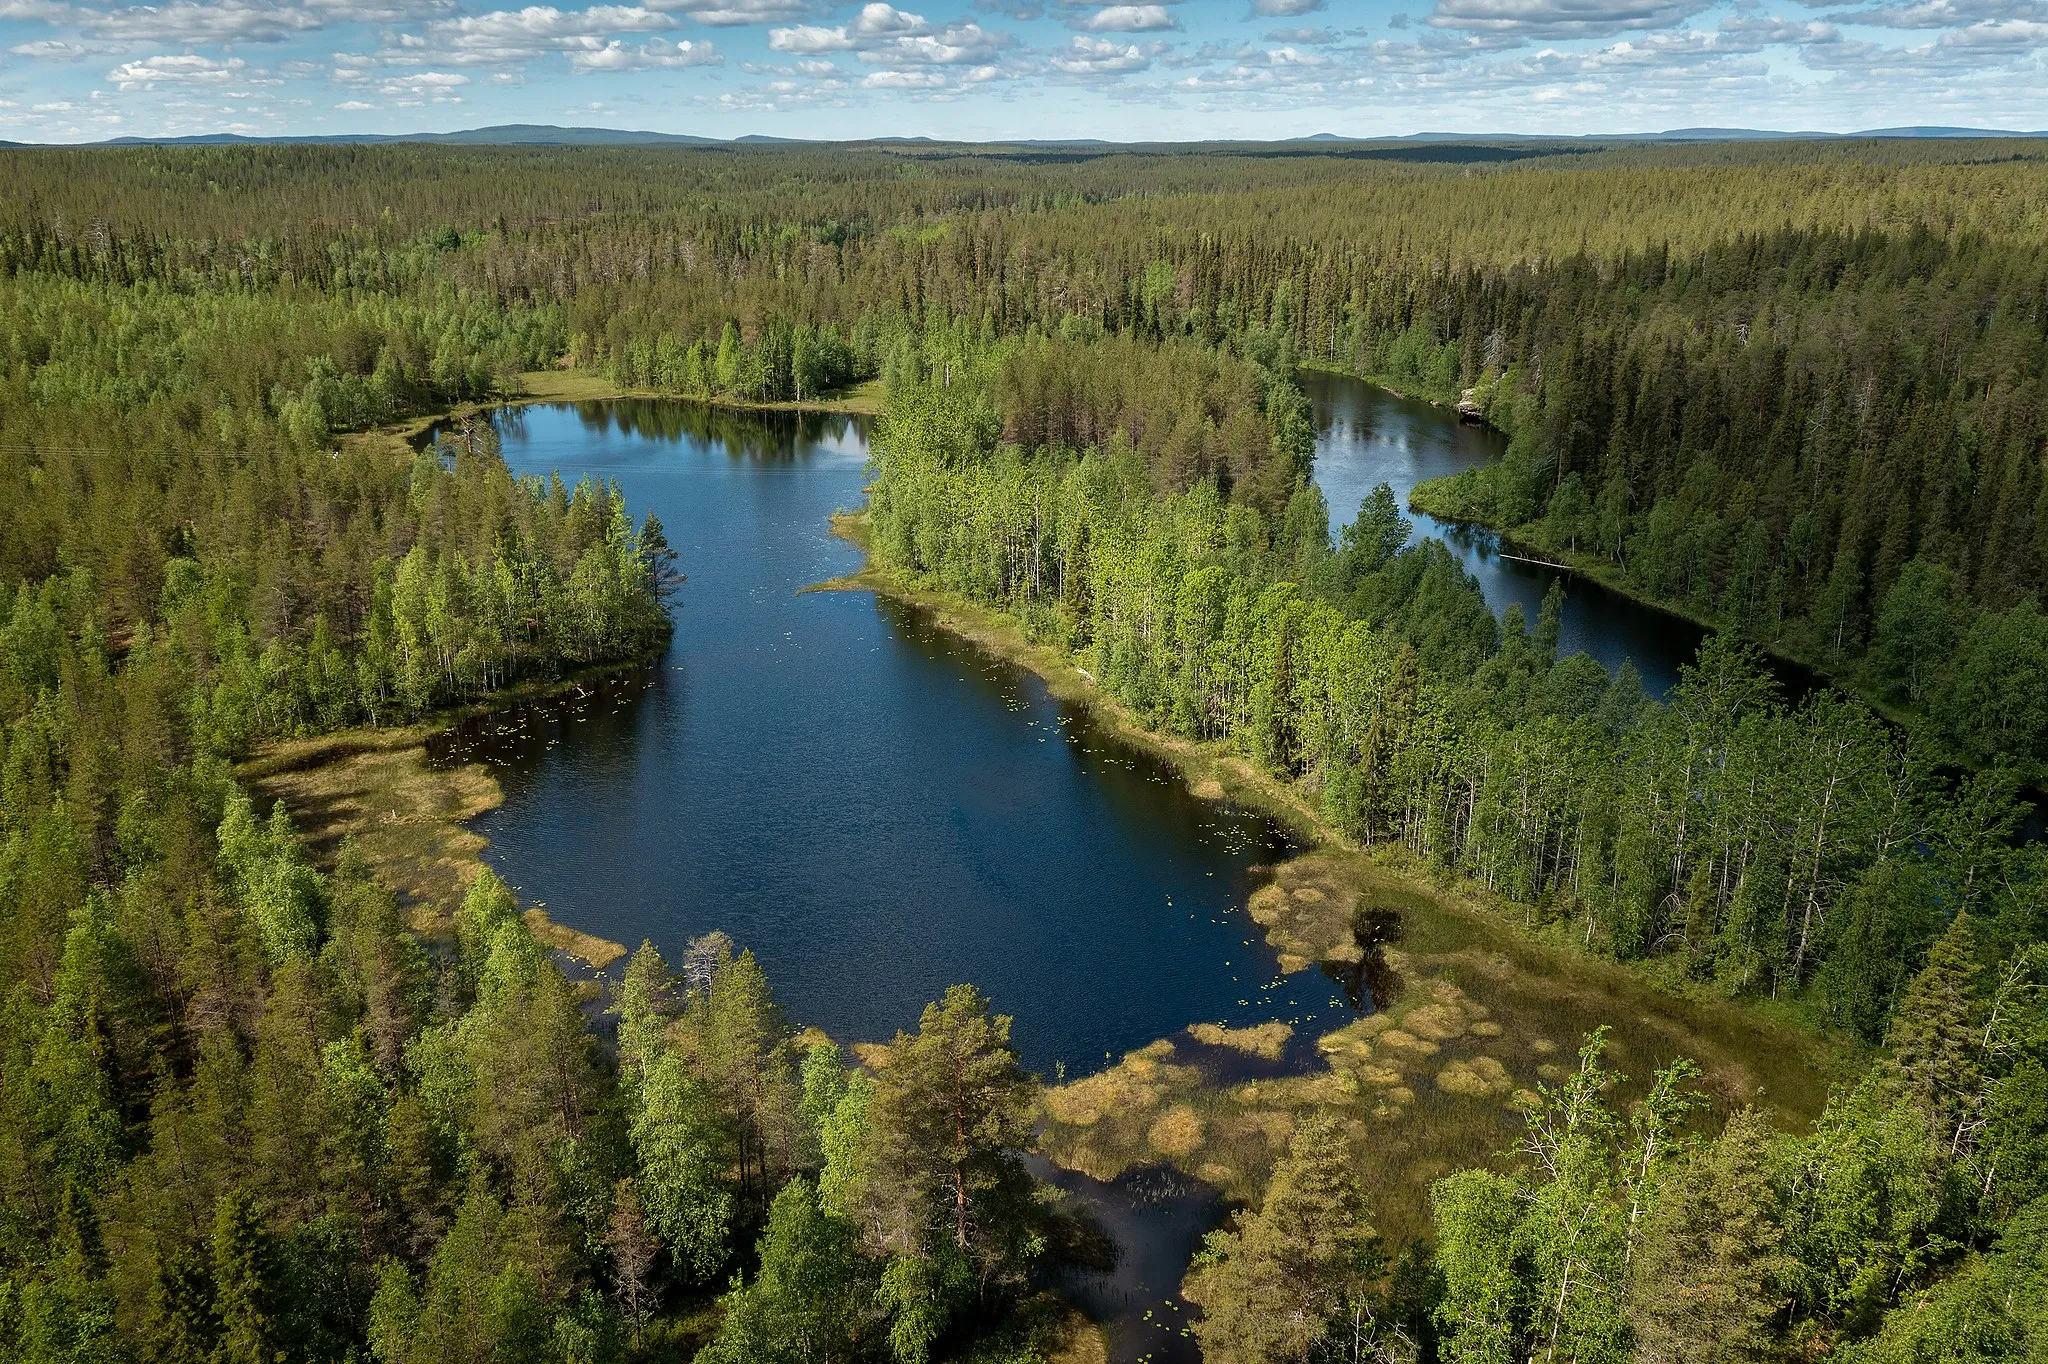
863,985,1037,1288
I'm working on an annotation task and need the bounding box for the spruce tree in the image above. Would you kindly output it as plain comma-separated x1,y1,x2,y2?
1629,1110,1793,1364
1884,913,1985,1158
1185,1112,1380,1364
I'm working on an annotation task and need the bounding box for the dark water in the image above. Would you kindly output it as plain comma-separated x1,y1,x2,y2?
430,399,1357,1076
1304,369,1712,697
1032,1157,1221,1364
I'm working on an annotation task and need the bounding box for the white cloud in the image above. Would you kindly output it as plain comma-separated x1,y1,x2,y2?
644,0,816,23
568,35,722,68
71,0,455,47
107,54,249,89
1076,4,1178,30
336,98,375,108
863,23,1005,64
771,5,1006,66
9,38,91,58
769,23,856,49
418,6,679,66
1250,0,1326,14
1824,0,2048,25
851,2,931,35
862,67,947,84
1425,0,1714,37
1052,32,1158,72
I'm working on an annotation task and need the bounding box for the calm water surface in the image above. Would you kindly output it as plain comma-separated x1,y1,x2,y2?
431,399,1350,1076
1305,369,1709,696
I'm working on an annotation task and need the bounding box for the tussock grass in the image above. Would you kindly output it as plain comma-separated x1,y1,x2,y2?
239,726,628,969
833,523,1850,1244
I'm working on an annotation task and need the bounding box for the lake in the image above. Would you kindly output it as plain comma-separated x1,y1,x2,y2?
430,398,1349,1077
422,378,1786,1364
1304,369,1713,696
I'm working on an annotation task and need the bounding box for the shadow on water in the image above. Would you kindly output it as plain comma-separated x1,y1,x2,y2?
420,399,1363,1083
1033,1156,1221,1364
1303,370,1838,702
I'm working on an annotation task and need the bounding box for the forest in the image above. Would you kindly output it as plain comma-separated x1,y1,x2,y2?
0,137,2045,1363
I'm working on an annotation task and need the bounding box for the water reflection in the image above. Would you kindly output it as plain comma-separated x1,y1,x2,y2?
427,399,1356,1077
1032,1157,1220,1364
1305,370,1711,696
553,396,872,459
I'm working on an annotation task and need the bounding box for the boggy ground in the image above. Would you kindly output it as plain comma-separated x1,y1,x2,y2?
1039,850,1844,1244
239,725,627,969
826,513,1850,1244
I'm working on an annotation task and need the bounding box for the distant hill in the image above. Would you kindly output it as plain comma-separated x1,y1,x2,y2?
1303,126,2041,142
5,123,2042,150
88,124,720,148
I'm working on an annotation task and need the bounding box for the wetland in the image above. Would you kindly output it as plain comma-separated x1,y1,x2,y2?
399,382,1839,1363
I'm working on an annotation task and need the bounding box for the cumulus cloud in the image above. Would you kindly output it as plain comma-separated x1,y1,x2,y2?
68,0,455,47
418,5,679,66
769,4,1008,66
332,62,471,103
107,53,249,88
569,35,722,67
1263,24,1337,40
1075,4,1178,29
1052,32,1160,73
1424,0,1714,37
768,23,856,49
1249,0,1326,15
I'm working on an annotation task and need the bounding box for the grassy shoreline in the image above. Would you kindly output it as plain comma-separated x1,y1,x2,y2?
239,658,654,972
821,510,1851,1235
290,374,877,960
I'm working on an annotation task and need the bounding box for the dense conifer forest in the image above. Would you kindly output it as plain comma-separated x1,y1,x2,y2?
2,139,2046,1363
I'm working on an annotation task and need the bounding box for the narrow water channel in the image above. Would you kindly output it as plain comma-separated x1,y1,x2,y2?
1304,369,1709,696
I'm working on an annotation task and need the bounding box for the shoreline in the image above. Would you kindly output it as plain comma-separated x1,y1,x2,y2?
821,511,1849,1249
343,370,881,463
820,511,1850,1102
239,656,654,972
1403,477,1995,766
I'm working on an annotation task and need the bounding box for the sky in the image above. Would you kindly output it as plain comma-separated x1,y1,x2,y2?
0,0,2040,144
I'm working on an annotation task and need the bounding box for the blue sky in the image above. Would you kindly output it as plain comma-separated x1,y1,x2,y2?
0,0,2040,143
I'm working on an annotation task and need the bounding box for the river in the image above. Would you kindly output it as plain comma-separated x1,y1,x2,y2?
422,378,1805,1363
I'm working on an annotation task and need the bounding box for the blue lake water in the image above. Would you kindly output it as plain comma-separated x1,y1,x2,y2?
431,398,1351,1076
1304,369,1710,696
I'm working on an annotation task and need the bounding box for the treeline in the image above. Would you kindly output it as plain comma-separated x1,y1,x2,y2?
595,317,877,404
870,340,2048,1363
8,143,2040,761
871,355,2044,1023
1377,226,2048,771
